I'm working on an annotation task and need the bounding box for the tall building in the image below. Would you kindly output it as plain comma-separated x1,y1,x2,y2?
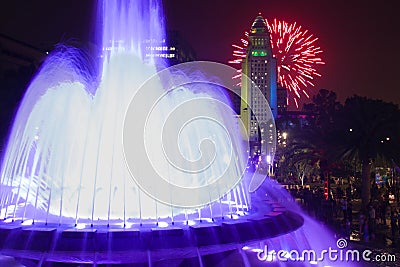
240,15,277,156
277,85,288,114
144,31,196,65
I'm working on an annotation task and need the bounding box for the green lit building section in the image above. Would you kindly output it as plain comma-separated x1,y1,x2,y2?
251,49,267,57
240,14,277,157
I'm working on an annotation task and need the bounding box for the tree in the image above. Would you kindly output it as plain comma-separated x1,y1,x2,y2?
276,116,338,186
333,96,400,208
276,89,341,185
303,89,342,128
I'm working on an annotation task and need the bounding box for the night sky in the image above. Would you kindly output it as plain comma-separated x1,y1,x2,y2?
1,0,399,106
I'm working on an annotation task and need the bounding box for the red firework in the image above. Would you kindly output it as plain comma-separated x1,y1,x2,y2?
229,18,325,108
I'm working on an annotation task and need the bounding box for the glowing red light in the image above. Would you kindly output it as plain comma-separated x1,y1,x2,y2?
324,180,329,200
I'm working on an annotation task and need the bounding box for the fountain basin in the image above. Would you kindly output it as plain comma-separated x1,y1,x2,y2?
0,202,303,265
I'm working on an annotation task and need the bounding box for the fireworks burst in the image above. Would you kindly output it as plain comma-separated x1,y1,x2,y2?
229,18,325,108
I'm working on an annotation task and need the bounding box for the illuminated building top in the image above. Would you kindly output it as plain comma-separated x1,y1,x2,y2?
240,14,277,156
252,15,267,30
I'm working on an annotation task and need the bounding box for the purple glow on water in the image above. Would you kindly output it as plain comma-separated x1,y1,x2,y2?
0,0,248,225
244,178,360,267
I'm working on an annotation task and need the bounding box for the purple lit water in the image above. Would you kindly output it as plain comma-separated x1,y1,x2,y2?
0,0,248,226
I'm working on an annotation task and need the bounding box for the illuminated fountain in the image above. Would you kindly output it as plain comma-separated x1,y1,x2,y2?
0,0,250,227
0,1,350,266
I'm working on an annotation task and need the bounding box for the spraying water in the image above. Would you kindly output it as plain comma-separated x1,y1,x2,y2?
0,0,248,226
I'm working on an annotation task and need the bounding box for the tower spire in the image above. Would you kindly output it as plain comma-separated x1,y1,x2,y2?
240,14,277,157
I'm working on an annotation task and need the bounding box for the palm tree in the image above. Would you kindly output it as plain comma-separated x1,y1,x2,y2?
333,96,400,208
276,89,342,185
303,89,342,129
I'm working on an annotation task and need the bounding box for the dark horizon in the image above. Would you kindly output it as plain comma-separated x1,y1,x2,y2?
1,0,399,106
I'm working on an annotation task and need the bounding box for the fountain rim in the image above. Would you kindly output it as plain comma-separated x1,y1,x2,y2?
0,202,303,264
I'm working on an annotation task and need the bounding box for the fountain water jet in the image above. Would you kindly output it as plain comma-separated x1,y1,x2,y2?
0,0,350,266
0,0,249,225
